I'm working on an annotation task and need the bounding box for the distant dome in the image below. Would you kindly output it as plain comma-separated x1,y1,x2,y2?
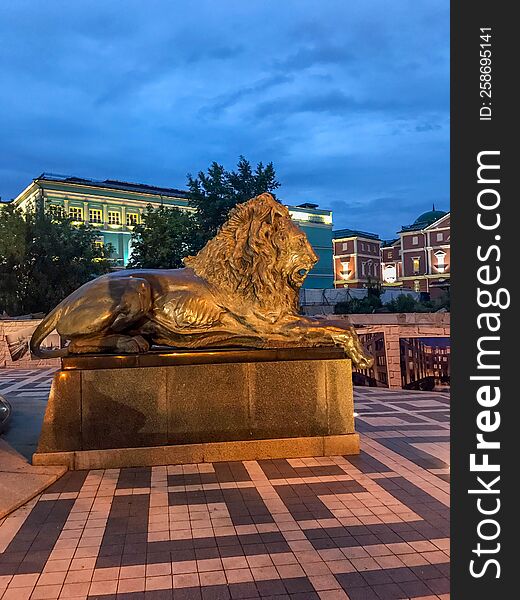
413,208,447,226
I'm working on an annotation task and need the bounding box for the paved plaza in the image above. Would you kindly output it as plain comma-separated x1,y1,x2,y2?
1,370,449,600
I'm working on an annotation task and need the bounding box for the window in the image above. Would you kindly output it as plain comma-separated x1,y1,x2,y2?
412,258,420,274
108,211,121,225
342,242,348,251
49,204,64,218
93,240,104,249
412,236,418,245
69,206,83,221
388,250,393,258
360,242,365,251
126,213,139,226
434,250,446,272
377,355,386,366
436,232,443,241
89,208,103,223
414,280,421,292
340,260,351,279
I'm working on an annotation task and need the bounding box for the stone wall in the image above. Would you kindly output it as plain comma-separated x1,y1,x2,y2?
1,313,450,388
335,313,450,389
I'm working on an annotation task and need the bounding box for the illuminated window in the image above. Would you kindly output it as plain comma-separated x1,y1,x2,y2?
126,213,139,226
412,258,420,274
49,204,64,218
89,208,103,223
93,240,104,249
69,206,83,221
412,236,418,245
108,211,121,225
414,280,420,292
340,259,351,279
383,264,397,283
342,242,348,250
434,250,446,272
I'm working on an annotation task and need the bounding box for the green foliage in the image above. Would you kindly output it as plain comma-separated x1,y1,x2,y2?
385,294,423,313
127,204,198,269
333,278,383,314
0,202,113,316
187,156,280,246
334,295,382,315
333,281,450,315
385,292,450,313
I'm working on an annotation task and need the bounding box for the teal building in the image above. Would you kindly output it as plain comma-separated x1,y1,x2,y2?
11,173,334,288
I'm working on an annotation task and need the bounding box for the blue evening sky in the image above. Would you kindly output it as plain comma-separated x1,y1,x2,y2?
0,0,449,239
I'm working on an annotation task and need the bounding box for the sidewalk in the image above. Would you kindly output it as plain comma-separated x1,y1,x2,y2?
0,439,66,519
0,369,450,600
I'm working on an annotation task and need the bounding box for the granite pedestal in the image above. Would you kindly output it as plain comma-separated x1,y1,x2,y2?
32,347,359,469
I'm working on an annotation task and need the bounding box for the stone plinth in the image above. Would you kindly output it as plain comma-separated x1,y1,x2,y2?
32,347,359,469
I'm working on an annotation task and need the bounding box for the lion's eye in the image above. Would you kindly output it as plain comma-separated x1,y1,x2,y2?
298,269,307,277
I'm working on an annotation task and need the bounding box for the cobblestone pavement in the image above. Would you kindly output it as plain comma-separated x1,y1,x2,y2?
0,370,450,600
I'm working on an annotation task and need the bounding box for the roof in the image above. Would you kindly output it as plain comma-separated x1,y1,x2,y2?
35,173,191,199
401,206,448,232
381,238,400,248
333,228,380,241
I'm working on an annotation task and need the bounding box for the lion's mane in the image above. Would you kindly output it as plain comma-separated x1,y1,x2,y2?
184,193,311,322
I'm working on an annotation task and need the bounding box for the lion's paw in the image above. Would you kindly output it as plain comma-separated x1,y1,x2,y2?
116,335,150,354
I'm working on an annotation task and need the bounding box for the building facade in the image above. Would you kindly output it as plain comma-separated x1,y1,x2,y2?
287,203,334,288
400,337,450,387
380,238,403,288
399,209,450,296
332,228,382,288
334,207,450,298
352,332,388,386
10,174,334,289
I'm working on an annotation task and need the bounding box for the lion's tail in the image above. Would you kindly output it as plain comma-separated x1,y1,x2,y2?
29,306,69,359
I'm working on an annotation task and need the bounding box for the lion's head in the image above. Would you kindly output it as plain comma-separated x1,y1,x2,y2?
183,193,318,321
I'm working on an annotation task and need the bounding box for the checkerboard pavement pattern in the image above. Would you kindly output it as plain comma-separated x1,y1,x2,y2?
0,371,450,600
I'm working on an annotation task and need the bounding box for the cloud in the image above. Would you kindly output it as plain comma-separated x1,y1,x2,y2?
0,0,449,240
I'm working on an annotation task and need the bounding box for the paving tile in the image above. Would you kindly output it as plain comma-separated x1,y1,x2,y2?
0,375,450,600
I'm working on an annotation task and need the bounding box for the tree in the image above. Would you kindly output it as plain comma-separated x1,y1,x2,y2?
187,156,280,246
127,204,198,269
334,278,383,314
386,292,450,313
0,203,113,316
0,203,26,315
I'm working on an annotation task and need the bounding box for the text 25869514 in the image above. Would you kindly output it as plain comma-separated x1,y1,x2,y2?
480,27,492,121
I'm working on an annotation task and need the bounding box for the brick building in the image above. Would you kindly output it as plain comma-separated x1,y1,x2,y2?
332,228,382,288
400,337,451,387
380,238,403,287
399,207,450,295
336,207,450,298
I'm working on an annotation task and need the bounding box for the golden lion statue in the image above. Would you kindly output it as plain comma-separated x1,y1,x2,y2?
30,193,373,368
